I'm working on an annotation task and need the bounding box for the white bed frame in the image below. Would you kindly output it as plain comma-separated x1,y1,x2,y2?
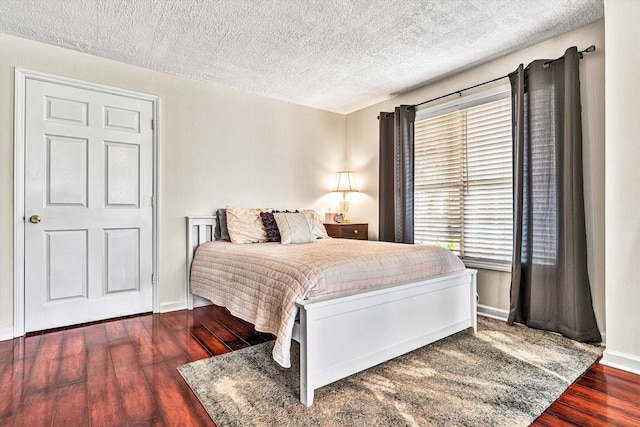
186,216,477,406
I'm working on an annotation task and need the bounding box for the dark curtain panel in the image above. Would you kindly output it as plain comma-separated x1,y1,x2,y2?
508,47,601,342
378,105,415,243
379,112,395,242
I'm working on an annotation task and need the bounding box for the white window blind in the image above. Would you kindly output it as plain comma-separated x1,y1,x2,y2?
414,97,513,265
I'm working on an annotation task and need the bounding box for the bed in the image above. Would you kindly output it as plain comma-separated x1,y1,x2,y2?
186,215,477,406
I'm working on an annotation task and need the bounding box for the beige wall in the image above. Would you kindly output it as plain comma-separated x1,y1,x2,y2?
603,0,640,369
345,21,606,334
0,34,346,335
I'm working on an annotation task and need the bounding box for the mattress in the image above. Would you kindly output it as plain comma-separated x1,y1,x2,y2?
189,238,465,367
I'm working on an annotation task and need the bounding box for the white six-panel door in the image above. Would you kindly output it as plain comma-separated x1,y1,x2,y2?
23,78,154,332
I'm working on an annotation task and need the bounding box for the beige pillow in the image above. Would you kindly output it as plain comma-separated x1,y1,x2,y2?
274,212,316,244
226,207,267,244
301,209,329,239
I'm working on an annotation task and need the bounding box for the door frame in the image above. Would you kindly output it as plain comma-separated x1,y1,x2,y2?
13,68,160,337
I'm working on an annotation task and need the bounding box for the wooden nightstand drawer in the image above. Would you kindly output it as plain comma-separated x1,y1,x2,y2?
324,223,368,240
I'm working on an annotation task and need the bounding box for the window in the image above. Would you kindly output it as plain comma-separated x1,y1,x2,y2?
414,94,512,270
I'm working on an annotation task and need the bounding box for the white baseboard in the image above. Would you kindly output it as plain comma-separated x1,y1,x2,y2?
477,304,509,321
600,348,640,375
160,301,187,313
0,326,14,342
160,295,212,313
193,295,213,308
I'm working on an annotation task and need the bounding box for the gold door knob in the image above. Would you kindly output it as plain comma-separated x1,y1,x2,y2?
29,215,41,224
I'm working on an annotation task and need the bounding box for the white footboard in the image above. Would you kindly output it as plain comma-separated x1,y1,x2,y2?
294,268,477,406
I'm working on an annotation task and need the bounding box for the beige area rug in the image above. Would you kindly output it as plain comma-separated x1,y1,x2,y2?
178,317,601,427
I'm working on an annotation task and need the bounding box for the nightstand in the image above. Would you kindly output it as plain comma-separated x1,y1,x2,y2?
324,223,368,240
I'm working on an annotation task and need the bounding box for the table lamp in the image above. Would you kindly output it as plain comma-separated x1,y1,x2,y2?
332,170,358,221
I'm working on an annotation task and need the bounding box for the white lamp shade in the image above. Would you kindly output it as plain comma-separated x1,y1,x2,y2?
332,170,358,192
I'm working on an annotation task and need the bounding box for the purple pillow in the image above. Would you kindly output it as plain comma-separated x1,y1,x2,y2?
260,212,281,242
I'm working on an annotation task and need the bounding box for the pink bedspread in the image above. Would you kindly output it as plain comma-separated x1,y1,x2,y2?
189,238,465,367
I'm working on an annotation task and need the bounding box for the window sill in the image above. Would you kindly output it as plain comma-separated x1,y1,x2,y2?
462,258,512,272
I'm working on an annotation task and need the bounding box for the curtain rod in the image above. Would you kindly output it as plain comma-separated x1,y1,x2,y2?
410,45,596,109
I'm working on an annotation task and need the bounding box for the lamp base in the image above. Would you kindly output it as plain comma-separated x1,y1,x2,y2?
339,193,350,217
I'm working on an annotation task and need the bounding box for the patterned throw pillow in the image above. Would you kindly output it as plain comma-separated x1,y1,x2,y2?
260,211,281,242
273,212,316,244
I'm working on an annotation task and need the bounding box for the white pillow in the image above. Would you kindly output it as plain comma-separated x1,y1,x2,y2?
301,209,330,239
274,212,316,244
226,207,268,244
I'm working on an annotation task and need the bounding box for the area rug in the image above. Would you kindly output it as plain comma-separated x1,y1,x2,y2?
178,317,601,426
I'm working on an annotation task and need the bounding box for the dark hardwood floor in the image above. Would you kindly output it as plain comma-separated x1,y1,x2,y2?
0,306,638,426
531,361,640,426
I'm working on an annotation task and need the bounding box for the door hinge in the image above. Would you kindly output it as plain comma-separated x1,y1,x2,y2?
151,274,154,285
151,196,155,208
151,119,155,130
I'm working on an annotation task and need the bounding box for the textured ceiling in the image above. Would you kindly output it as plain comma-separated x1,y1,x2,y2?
0,0,603,114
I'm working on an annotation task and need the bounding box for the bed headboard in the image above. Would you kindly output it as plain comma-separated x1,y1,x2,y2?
186,216,217,309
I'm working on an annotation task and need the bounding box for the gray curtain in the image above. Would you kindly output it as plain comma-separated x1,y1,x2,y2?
508,47,601,342
379,105,415,243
